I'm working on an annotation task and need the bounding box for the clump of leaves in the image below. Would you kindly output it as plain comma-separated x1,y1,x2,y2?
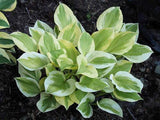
0,0,17,65
11,3,153,118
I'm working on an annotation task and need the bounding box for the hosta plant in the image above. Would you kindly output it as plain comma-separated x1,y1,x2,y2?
0,0,17,64
11,3,153,118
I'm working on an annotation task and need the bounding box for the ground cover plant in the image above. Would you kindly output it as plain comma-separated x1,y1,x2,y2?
11,3,153,118
0,0,17,65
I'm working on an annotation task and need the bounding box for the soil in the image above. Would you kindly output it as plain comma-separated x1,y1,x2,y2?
0,0,160,120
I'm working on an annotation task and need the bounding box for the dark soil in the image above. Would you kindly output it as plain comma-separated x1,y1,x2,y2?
0,0,160,120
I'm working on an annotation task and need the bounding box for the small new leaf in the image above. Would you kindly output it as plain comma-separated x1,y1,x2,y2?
76,54,98,78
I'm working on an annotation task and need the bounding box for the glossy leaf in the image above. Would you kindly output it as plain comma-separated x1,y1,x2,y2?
86,51,117,69
97,98,123,117
113,89,142,102
105,60,133,77
55,96,74,110
58,23,81,46
110,71,143,93
121,23,139,41
18,63,41,81
92,28,114,51
54,3,77,31
97,7,123,32
18,52,49,71
29,27,44,43
57,54,75,71
76,55,98,78
39,32,60,55
37,92,60,112
11,32,37,52
123,43,153,63
70,90,87,104
105,32,136,55
34,20,54,34
59,39,79,63
76,93,95,118
78,32,95,55
75,76,109,92
44,71,76,97
15,77,40,97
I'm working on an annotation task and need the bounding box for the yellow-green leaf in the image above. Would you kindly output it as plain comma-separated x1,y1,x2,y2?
76,54,98,78
110,71,143,93
78,32,95,55
44,71,76,97
86,51,117,69
29,27,44,43
105,60,133,77
121,23,139,41
69,90,87,104
18,63,41,81
55,96,74,110
39,32,60,55
57,54,76,71
113,89,143,102
75,76,109,92
34,20,54,34
123,43,153,63
97,7,123,32
59,39,79,63
11,32,38,52
92,28,114,51
105,32,136,55
58,23,81,46
54,3,77,31
18,52,49,71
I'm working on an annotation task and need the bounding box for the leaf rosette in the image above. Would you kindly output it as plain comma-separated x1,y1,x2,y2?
12,3,153,118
